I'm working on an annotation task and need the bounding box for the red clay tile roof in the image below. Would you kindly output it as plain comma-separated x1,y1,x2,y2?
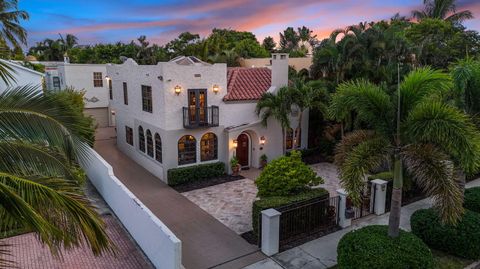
224,67,271,101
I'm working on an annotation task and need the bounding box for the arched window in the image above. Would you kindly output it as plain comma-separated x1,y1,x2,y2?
286,128,294,150
138,126,145,152
146,130,153,157
155,133,162,163
201,132,217,161
178,135,196,165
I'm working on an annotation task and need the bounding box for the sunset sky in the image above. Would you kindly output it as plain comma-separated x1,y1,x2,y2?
20,0,480,47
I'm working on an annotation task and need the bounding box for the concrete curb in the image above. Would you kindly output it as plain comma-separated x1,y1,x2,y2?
465,261,480,269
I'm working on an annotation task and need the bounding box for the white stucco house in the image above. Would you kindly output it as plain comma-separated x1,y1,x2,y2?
107,53,309,182
0,59,44,93
54,63,113,127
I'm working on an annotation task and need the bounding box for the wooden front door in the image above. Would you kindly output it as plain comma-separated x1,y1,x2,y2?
236,133,249,167
188,89,207,125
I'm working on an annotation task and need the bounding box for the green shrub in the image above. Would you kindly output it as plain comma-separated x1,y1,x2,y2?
168,162,225,186
337,225,434,269
367,171,393,181
255,150,323,197
464,187,480,213
252,188,328,237
411,208,480,259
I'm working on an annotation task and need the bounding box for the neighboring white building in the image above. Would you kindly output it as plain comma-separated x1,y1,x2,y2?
55,63,112,127
0,59,44,93
107,53,309,182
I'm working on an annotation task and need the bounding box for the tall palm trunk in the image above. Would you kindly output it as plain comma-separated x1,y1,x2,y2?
456,169,466,198
281,128,286,155
388,157,403,237
295,111,303,149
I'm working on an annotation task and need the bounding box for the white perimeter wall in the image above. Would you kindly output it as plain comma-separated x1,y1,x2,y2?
80,146,182,269
0,60,43,94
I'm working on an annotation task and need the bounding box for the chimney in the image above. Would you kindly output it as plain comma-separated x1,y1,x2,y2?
270,53,289,89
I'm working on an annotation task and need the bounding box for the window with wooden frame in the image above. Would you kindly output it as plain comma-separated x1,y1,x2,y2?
93,72,103,87
141,85,152,113
178,135,196,165
146,130,154,157
138,126,145,152
108,79,113,99
200,132,217,161
155,133,162,163
125,126,133,145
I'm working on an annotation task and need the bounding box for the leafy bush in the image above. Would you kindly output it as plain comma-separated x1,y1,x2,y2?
255,150,323,197
337,225,434,269
464,187,480,213
411,208,480,259
168,162,225,186
252,188,328,237
367,171,393,181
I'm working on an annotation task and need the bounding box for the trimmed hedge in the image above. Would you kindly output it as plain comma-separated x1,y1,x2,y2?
367,171,393,181
411,208,480,259
464,187,480,213
167,162,225,186
337,225,434,269
252,188,328,237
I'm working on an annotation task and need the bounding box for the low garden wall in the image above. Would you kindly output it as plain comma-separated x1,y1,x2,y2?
81,146,182,269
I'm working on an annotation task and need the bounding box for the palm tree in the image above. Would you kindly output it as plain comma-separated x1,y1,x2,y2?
0,86,113,263
256,86,292,154
412,0,473,24
451,58,480,117
288,78,329,149
0,0,28,48
330,68,480,237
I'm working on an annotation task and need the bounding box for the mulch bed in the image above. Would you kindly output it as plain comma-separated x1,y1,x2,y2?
172,174,245,193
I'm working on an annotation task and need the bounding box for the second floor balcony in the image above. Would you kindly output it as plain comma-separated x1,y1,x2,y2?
183,106,219,129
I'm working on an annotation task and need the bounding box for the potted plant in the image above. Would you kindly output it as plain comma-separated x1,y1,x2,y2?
260,154,268,169
230,156,241,176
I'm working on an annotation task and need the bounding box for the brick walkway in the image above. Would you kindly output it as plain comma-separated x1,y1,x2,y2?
182,179,258,234
1,215,153,269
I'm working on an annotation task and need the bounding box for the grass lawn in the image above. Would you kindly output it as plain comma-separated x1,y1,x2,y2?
327,250,474,269
433,250,474,269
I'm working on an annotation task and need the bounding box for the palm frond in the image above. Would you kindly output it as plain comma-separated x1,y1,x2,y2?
0,172,113,256
400,67,453,119
329,79,393,135
334,129,377,166
402,143,463,224
404,101,480,173
338,135,392,204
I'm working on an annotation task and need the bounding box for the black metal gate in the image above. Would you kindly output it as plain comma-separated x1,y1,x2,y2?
349,181,374,220
257,195,340,249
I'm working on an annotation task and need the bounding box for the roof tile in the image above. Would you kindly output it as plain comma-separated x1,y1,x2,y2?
224,67,271,101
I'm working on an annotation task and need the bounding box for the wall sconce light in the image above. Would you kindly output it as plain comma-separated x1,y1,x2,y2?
260,136,266,145
174,85,181,95
213,84,220,94
233,139,238,148
105,75,111,80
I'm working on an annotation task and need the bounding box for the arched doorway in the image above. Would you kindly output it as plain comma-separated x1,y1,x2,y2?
236,133,249,167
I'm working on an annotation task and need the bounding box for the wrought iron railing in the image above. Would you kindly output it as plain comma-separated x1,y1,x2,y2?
182,106,219,129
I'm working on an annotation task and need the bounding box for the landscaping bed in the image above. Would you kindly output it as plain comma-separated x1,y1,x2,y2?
171,174,245,193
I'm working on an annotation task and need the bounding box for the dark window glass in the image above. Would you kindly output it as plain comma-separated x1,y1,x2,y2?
200,132,217,161
138,126,145,152
178,135,196,165
142,85,152,113
155,133,162,163
109,79,113,100
286,128,294,150
146,130,153,157
52,76,60,89
93,72,103,87
123,82,128,105
125,126,133,145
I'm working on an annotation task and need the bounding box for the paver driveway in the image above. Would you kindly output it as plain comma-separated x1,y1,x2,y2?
182,179,258,234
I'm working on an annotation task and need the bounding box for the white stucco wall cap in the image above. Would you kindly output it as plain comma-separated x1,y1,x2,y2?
0,59,44,77
225,120,263,133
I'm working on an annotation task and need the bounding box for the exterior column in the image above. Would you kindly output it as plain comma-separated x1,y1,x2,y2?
371,179,389,215
261,208,281,256
336,189,352,228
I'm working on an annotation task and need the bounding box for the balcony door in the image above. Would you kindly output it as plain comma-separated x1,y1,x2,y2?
188,89,207,126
